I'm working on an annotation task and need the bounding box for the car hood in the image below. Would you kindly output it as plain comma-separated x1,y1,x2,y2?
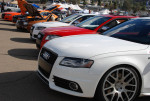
17,0,27,15
24,3,42,18
4,12,19,14
42,26,96,36
44,34,148,58
17,0,49,17
34,21,70,27
17,0,41,17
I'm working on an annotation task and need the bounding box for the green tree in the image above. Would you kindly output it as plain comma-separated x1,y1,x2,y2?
83,0,87,5
40,0,48,4
109,0,113,11
113,1,117,9
91,0,94,5
98,0,101,6
104,3,109,9
122,0,132,11
141,5,146,11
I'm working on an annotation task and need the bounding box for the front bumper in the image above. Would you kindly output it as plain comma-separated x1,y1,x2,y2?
37,48,99,98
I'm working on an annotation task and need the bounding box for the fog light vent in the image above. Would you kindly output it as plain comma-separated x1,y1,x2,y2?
69,82,79,91
53,76,83,93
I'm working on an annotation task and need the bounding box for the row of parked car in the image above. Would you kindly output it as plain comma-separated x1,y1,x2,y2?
35,16,150,101
2,3,150,101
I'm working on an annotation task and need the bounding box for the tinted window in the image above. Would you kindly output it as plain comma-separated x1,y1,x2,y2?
72,15,94,25
98,19,128,33
102,19,150,44
40,12,50,16
76,16,111,30
60,14,81,23
13,9,21,13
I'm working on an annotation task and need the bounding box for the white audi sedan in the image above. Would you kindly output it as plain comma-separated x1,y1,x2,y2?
30,14,96,40
37,17,150,101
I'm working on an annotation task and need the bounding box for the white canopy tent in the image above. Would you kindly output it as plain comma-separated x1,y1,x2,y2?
10,0,18,4
74,4,82,11
46,3,83,11
99,9,110,15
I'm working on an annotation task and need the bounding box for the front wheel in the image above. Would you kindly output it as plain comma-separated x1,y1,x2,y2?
95,66,141,101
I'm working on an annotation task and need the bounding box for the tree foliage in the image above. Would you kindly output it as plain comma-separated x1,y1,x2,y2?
83,0,87,5
98,0,101,6
40,0,148,11
122,0,132,11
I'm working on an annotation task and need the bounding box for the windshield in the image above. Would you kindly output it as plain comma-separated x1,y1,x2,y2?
102,19,150,44
40,12,50,16
60,14,81,23
76,16,111,30
13,9,21,13
8,4,17,7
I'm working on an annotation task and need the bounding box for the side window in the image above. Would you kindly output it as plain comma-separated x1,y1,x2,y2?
105,20,118,28
72,16,93,25
79,16,94,22
98,18,128,33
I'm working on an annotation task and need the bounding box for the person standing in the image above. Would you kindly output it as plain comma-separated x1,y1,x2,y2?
1,0,5,12
66,7,72,17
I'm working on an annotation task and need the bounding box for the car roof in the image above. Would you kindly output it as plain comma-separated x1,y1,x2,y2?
79,13,97,16
97,14,136,18
134,17,150,19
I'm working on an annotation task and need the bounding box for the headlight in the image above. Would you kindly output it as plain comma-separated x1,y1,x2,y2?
60,57,94,68
45,35,60,40
35,26,46,30
23,22,28,26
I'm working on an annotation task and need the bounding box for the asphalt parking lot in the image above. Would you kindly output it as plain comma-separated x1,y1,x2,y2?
0,17,150,101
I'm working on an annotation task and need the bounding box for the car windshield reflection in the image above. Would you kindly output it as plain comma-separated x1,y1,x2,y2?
102,19,150,44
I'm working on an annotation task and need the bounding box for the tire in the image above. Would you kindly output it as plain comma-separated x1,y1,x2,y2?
95,66,140,101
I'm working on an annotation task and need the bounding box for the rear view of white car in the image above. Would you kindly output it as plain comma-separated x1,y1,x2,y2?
37,17,150,101
30,13,96,40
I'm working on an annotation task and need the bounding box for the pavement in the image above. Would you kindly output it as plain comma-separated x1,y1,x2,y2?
0,17,150,101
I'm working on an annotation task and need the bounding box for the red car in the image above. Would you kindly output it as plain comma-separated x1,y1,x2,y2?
2,9,21,21
36,15,137,49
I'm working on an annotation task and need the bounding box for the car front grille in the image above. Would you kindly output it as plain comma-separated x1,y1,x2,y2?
40,48,58,65
38,48,58,78
38,65,50,79
34,35,38,38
